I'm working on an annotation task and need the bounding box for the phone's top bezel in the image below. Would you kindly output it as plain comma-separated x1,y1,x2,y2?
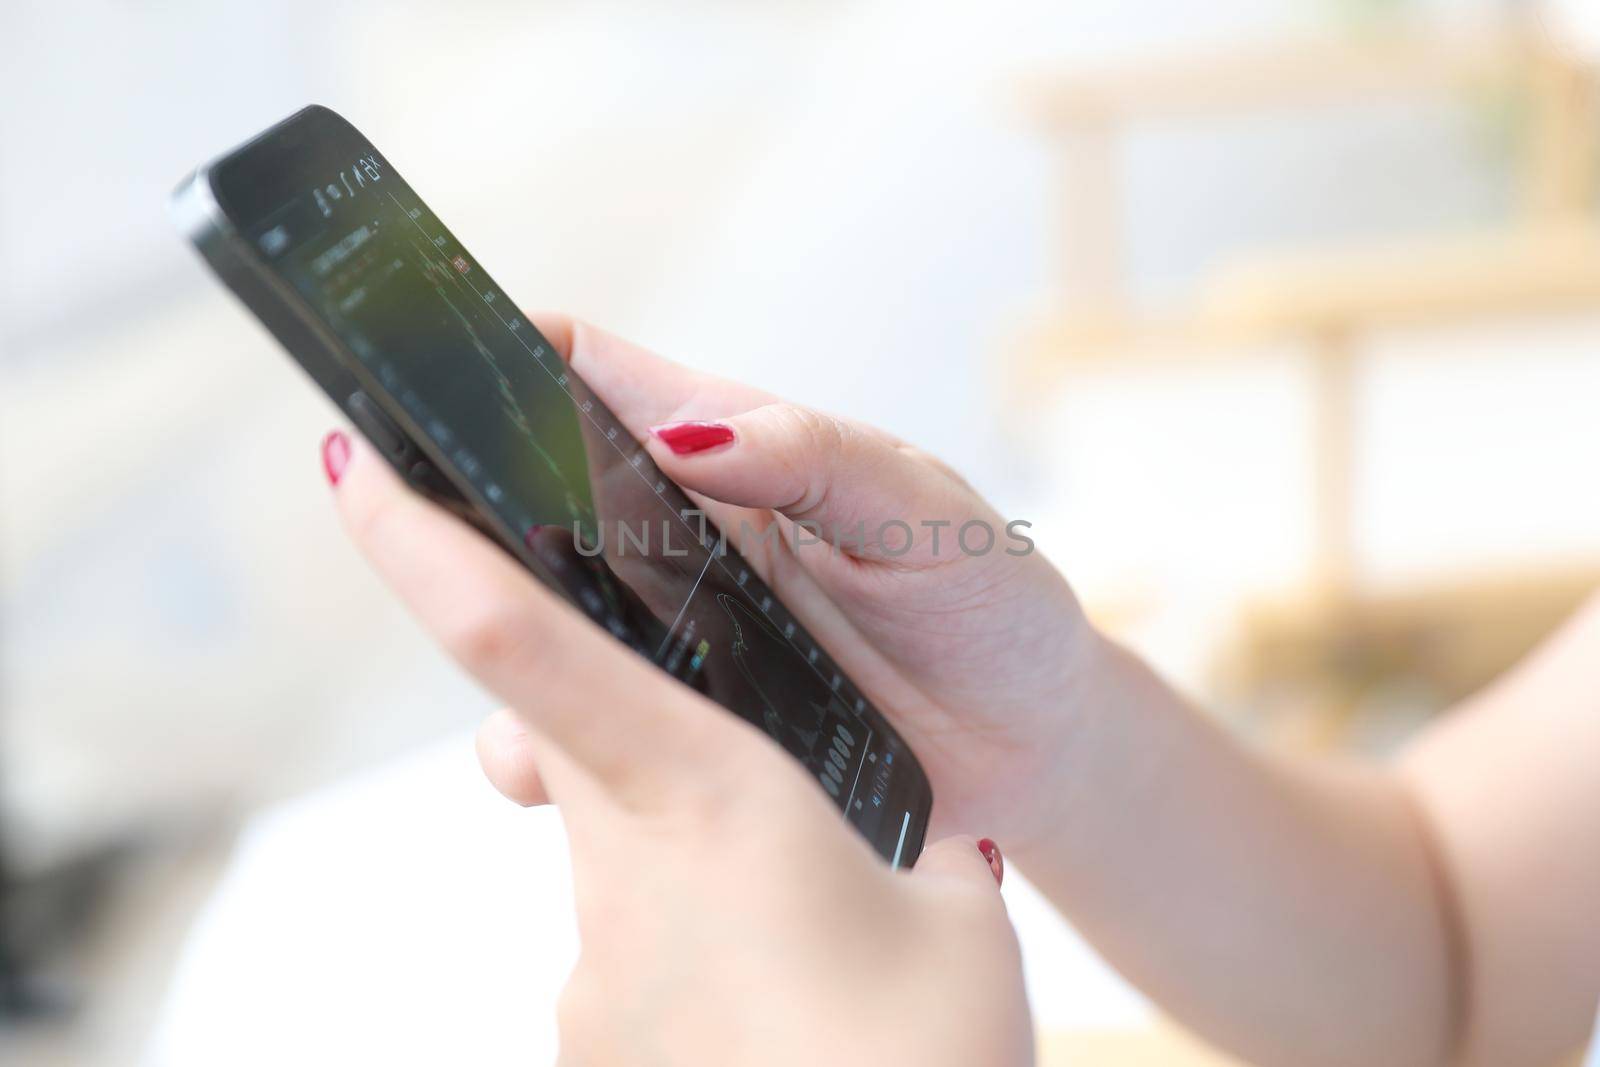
206,106,372,234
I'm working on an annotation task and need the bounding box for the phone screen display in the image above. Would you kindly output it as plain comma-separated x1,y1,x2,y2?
203,108,928,864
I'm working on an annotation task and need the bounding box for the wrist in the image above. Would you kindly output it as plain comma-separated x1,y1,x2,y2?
999,610,1117,866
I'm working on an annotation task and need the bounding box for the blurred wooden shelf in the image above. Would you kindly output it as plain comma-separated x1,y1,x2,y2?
1216,566,1600,744
1008,15,1600,724
1016,12,1600,382
1016,223,1600,382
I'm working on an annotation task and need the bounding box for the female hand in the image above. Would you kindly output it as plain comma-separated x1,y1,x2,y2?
323,432,1034,1067
479,315,1090,854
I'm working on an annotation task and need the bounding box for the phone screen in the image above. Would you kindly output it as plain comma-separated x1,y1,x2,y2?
202,107,929,864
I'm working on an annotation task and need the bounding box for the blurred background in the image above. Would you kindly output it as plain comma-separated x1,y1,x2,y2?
4,0,1600,1063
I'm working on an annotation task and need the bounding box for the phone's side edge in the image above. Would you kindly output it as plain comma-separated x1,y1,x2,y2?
167,169,555,584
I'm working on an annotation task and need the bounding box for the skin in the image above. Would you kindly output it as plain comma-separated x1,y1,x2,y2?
332,314,1600,1067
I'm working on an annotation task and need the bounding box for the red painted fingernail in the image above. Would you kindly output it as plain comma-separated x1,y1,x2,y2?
650,421,735,455
322,430,351,486
977,838,1003,887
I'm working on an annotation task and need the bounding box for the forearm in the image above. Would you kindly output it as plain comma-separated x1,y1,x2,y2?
1016,627,1458,1067
1397,593,1600,1067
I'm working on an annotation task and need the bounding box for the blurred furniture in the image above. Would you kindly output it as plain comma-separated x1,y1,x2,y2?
1015,17,1600,742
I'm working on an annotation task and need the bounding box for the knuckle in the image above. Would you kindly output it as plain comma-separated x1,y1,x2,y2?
897,443,974,492
441,601,537,680
766,405,849,516
786,404,849,457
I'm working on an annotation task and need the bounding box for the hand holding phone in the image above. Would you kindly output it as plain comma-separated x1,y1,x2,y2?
323,427,1033,1067
173,106,1087,867
172,106,933,864
464,316,1090,859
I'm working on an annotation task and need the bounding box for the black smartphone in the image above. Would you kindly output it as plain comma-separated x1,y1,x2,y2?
170,105,931,866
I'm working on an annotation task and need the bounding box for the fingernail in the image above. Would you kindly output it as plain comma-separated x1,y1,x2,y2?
977,838,1003,887
650,420,735,455
322,430,351,486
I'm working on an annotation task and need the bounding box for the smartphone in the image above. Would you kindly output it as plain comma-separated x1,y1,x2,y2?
170,105,931,866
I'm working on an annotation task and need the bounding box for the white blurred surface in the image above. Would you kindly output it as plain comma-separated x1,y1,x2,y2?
144,735,579,1067
142,733,1149,1067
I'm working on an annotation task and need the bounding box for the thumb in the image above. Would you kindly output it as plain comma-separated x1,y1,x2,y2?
475,707,550,807
644,403,980,565
910,834,1004,892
